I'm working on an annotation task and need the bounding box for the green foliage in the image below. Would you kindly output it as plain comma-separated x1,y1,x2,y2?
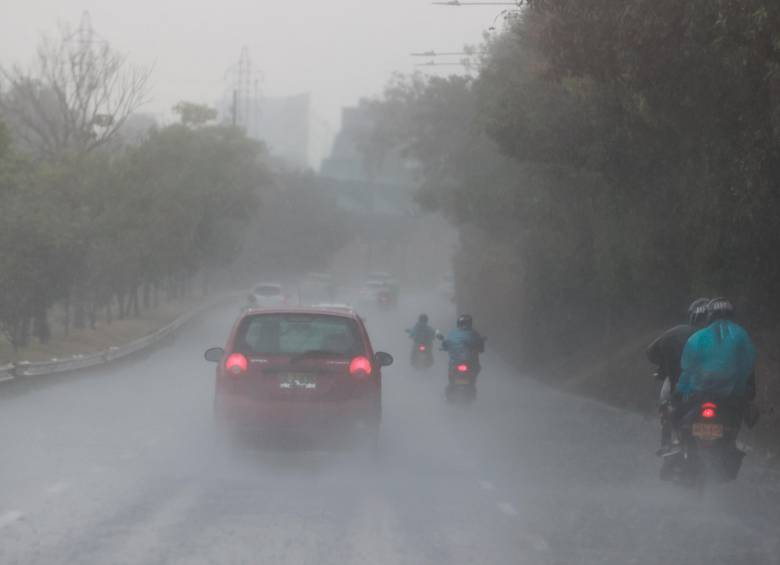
0,120,272,353
172,101,218,127
363,0,780,366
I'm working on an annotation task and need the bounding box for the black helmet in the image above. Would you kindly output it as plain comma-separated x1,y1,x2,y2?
707,297,735,322
687,297,710,327
457,314,473,329
419,313,429,324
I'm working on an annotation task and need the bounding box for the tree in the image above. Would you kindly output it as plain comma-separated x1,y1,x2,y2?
172,101,218,127
359,0,780,370
0,15,151,159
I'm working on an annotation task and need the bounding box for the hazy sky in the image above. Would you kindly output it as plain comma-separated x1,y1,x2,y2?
0,0,496,163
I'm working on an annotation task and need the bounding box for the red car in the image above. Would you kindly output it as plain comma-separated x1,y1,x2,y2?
204,307,393,441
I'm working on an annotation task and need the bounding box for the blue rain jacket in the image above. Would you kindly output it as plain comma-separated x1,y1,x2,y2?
407,322,436,345
443,328,484,365
677,320,756,400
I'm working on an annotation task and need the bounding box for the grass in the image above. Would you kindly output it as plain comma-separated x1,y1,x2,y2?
0,295,204,365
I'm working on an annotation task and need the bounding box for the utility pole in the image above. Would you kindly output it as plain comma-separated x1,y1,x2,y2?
224,46,263,135
411,48,479,73
231,89,238,128
66,12,114,132
431,0,524,31
431,1,520,5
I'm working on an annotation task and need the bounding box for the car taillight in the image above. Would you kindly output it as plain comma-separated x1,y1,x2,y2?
225,353,248,376
349,356,373,380
701,402,717,419
456,364,469,373
419,345,426,352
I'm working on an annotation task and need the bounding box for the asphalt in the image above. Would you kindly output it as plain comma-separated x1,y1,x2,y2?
1,291,779,565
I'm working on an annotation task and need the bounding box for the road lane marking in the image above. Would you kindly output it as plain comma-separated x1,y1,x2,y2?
0,511,23,529
497,502,518,516
479,480,495,491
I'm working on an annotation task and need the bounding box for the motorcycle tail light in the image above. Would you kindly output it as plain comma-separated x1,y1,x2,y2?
701,402,717,419
419,345,426,352
456,364,469,373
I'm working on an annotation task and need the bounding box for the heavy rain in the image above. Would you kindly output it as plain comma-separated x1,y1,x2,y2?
1,1,780,564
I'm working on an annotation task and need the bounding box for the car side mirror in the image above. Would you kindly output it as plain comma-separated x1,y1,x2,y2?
374,351,394,368
204,347,225,363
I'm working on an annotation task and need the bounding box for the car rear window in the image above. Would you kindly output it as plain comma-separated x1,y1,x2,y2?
235,314,363,357
254,285,282,297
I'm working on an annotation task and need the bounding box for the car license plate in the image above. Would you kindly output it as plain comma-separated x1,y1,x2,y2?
455,378,470,385
279,374,317,390
692,422,724,440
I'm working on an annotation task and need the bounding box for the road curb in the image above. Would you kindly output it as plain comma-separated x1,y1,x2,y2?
0,292,240,383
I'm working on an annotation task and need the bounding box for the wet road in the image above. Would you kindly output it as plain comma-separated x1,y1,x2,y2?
1,292,779,564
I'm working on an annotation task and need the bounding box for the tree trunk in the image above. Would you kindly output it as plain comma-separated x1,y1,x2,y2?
33,305,51,344
143,282,151,310
74,301,86,329
132,286,140,317
18,316,31,348
63,294,71,338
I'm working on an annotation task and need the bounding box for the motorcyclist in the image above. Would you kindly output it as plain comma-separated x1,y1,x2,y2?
406,314,436,348
441,314,485,374
677,297,757,410
646,297,710,455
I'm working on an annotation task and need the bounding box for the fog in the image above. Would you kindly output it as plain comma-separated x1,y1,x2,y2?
0,0,489,161
2,1,780,563
1,285,778,564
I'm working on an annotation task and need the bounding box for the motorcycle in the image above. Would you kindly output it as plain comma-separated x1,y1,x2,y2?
660,398,747,487
410,342,434,370
437,332,483,404
445,361,478,404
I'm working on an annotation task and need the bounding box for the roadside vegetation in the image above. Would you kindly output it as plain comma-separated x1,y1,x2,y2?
0,19,350,361
360,1,780,437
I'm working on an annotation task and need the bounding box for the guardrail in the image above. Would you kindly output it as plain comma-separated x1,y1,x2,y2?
0,363,14,383
1,292,238,383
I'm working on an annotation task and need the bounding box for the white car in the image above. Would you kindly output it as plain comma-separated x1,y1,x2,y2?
246,283,288,309
359,280,387,301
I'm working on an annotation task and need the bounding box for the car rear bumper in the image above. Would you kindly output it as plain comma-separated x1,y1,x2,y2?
215,393,380,431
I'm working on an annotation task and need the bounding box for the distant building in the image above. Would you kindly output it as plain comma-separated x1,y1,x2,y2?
252,93,310,169
321,106,418,214
218,92,311,170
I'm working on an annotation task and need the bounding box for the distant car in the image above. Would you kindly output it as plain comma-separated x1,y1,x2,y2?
360,280,387,301
246,283,288,310
205,307,393,441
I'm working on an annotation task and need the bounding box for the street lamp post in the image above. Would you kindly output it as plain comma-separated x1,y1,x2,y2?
431,1,520,6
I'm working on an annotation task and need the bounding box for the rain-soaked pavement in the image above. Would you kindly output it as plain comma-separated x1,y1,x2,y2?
1,291,779,565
